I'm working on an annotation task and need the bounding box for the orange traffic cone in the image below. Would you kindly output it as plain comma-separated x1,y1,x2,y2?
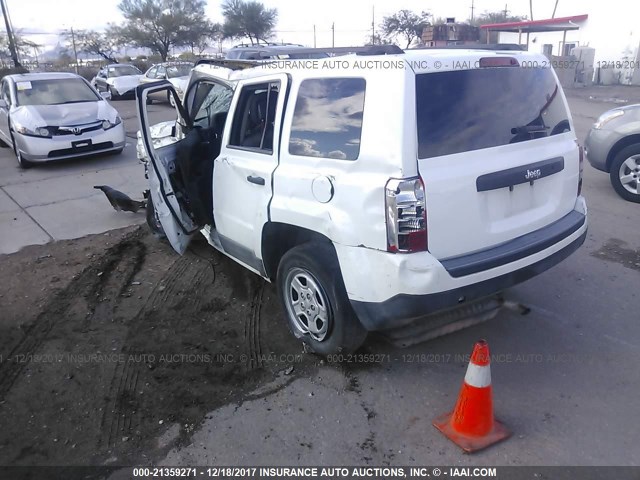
433,339,511,452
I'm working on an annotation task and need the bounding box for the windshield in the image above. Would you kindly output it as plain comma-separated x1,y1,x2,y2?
167,64,192,78
416,66,571,159
15,78,99,106
108,65,142,77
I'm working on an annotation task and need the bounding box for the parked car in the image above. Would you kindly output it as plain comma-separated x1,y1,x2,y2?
139,62,193,106
136,48,587,354
225,43,329,60
92,64,143,99
0,72,125,168
584,104,640,203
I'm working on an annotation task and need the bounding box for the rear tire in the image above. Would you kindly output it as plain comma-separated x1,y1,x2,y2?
109,86,118,101
609,144,640,203
276,242,367,355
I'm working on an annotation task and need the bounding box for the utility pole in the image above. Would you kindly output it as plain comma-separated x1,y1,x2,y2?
551,0,559,18
470,0,475,22
0,0,21,68
371,6,375,45
331,22,335,48
70,27,79,74
529,0,534,21
503,4,509,18
313,25,316,48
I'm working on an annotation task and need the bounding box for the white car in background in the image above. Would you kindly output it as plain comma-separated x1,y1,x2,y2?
92,64,143,99
140,62,193,106
0,72,125,168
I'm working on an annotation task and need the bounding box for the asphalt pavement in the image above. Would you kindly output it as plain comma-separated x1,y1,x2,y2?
0,98,175,255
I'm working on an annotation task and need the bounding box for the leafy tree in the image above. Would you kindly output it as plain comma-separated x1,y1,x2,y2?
364,33,394,47
62,29,121,63
0,33,43,66
469,11,527,26
380,10,431,48
469,11,528,43
71,29,122,63
222,0,278,45
113,0,214,61
183,21,222,55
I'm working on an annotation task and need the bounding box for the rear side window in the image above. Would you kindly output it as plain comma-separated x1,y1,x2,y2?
228,82,279,152
289,78,365,160
416,66,570,159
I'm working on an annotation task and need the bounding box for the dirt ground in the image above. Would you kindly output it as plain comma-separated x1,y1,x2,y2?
0,226,318,466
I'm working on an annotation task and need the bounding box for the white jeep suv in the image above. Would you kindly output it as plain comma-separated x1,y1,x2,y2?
136,47,587,354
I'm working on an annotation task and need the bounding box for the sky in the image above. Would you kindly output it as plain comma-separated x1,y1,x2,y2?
5,0,640,57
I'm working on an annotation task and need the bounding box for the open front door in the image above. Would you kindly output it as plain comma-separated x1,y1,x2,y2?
136,82,198,255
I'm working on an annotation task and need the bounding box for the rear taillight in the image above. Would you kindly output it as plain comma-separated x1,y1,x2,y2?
578,145,584,195
385,177,427,253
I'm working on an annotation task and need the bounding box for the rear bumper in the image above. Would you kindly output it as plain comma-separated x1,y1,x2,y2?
351,229,585,331
341,198,587,331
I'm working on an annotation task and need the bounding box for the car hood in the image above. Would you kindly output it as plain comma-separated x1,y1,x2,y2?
108,75,142,88
136,120,178,161
168,77,189,92
12,101,118,127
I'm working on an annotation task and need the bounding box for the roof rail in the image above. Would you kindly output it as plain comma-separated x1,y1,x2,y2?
411,43,526,51
195,58,268,70
244,45,404,57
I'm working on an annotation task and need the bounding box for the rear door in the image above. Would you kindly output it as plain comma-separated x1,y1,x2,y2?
213,74,288,273
415,62,579,259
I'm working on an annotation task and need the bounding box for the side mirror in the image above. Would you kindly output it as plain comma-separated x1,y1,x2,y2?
100,91,112,101
0,99,7,109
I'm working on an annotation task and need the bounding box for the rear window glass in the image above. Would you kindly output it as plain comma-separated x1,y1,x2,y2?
416,66,570,159
289,78,365,160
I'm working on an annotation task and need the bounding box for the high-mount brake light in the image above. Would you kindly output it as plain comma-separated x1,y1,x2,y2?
479,57,519,68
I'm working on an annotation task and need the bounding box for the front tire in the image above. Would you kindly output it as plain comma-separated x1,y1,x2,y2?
610,144,640,203
277,243,367,355
11,132,32,169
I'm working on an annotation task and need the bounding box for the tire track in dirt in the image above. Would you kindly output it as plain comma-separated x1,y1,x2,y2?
0,234,146,402
245,284,265,370
100,254,214,448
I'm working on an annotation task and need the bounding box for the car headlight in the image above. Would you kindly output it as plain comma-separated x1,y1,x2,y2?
14,123,51,138
594,109,624,129
102,116,122,130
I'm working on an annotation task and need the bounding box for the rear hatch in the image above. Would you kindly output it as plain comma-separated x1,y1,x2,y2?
415,59,579,259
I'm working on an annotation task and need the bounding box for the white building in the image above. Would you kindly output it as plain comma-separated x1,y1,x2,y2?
482,14,640,86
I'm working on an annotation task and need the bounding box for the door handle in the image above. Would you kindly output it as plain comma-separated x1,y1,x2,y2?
247,175,265,186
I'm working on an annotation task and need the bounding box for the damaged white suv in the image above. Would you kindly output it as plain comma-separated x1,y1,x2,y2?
136,47,587,354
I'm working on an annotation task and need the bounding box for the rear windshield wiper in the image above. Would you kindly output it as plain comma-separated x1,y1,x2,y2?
510,124,549,135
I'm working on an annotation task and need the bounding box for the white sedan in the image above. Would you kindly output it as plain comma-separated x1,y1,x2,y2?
0,72,125,168
140,62,193,106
